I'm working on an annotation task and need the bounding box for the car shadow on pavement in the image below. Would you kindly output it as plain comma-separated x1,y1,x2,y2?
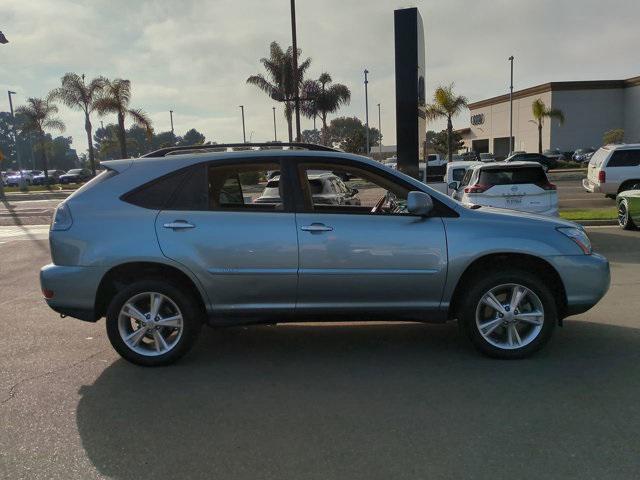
76,320,640,480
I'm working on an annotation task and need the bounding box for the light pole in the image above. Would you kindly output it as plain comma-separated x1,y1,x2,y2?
290,0,302,142
169,110,175,144
8,90,25,190
272,106,277,141
509,55,514,154
239,105,246,143
377,103,382,158
364,69,370,155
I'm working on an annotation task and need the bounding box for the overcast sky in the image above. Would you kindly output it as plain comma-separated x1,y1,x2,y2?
1,0,639,155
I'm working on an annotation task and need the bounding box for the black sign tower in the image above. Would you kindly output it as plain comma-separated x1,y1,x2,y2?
394,7,426,179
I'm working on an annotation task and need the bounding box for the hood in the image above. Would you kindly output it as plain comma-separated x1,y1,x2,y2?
468,206,578,228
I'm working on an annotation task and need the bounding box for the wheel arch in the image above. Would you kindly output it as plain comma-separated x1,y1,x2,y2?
448,253,567,324
618,179,640,194
95,261,208,320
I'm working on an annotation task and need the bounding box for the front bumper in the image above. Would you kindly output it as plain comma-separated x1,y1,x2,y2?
40,264,107,322
547,253,610,317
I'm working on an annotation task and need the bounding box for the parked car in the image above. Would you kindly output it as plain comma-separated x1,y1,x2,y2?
59,168,92,184
451,161,558,216
543,149,568,161
479,153,496,162
32,169,65,185
256,172,360,206
5,170,38,186
582,144,640,198
40,143,609,366
616,182,640,230
444,160,482,195
572,148,595,163
504,152,558,171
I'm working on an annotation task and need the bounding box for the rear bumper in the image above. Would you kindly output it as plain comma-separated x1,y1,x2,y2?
546,253,610,317
39,264,107,322
583,178,617,195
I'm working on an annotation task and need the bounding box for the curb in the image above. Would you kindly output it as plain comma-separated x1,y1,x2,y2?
2,191,73,201
574,219,618,227
548,168,587,174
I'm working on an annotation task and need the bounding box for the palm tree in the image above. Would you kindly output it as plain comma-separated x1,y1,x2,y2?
425,84,468,162
302,73,351,145
50,73,106,175
94,79,152,158
16,97,65,184
531,99,565,154
247,41,311,142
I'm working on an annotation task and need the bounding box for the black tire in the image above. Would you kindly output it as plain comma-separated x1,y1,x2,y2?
106,279,203,366
458,269,557,359
618,199,636,230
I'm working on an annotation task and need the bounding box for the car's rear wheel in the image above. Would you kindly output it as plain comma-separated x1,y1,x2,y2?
106,279,202,366
618,199,636,230
459,270,556,359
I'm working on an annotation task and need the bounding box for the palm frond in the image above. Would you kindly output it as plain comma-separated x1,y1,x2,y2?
127,107,153,139
545,108,565,124
43,119,66,133
93,96,121,116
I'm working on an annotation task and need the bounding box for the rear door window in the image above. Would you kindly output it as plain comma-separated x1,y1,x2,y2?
479,167,546,185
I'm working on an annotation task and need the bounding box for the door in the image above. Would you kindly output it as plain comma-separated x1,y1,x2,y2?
292,160,448,316
155,160,298,315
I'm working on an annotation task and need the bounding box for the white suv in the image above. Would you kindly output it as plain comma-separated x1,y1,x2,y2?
452,161,558,216
583,144,640,197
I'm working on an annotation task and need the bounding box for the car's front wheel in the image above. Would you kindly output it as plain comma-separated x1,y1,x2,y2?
106,279,203,366
618,199,636,230
459,269,556,359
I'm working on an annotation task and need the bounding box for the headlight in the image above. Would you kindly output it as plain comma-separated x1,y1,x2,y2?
557,227,592,254
51,202,73,231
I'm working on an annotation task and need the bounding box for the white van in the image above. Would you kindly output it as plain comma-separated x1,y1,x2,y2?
583,144,640,196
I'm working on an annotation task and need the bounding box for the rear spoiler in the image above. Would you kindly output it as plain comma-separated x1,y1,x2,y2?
100,159,134,174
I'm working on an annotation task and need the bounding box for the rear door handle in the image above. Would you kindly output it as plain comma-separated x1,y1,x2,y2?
300,223,333,232
163,220,195,230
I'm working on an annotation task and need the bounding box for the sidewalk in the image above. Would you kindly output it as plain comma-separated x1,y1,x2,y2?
2,190,74,201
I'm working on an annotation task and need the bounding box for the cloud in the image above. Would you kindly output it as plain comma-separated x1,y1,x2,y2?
1,0,639,154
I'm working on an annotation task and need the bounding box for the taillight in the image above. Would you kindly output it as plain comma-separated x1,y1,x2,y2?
464,184,489,194
598,171,606,183
536,182,557,190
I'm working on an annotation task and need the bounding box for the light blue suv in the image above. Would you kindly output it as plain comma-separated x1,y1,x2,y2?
40,143,610,366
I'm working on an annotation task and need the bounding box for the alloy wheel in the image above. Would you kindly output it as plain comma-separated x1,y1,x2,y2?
117,292,184,356
618,202,628,227
475,283,544,350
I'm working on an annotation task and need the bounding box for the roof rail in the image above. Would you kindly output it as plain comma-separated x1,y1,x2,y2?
141,142,340,158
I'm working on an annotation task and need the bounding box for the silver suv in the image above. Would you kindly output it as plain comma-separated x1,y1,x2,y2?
40,143,610,366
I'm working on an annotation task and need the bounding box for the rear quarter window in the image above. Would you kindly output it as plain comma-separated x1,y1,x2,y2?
122,168,191,210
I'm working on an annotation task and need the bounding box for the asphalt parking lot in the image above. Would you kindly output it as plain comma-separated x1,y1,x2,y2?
0,220,639,479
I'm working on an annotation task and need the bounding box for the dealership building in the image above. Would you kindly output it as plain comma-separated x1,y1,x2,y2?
459,76,640,157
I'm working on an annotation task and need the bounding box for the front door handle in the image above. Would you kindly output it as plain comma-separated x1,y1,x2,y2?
300,223,333,232
163,220,195,230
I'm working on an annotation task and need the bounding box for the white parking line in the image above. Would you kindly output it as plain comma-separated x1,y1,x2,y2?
0,224,50,240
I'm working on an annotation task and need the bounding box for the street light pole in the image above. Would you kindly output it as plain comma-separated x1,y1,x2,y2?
364,69,370,155
509,55,514,154
169,110,175,144
290,0,302,142
8,90,25,190
272,106,277,141
239,105,246,143
377,103,382,158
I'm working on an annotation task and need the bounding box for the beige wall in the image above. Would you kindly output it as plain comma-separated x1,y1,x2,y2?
464,91,553,153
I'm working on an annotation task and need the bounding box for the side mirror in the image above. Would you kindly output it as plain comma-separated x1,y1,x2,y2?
407,191,434,216
448,181,459,191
